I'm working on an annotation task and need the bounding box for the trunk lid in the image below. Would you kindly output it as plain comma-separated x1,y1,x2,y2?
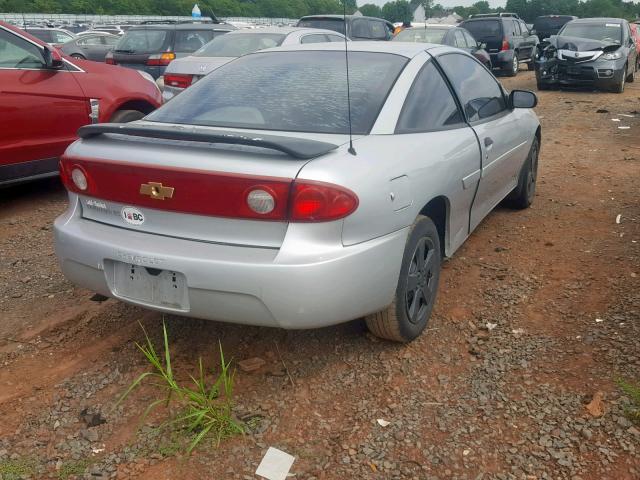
62,123,346,249
164,55,235,77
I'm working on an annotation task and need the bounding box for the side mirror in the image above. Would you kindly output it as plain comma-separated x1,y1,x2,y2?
43,46,64,69
510,89,538,109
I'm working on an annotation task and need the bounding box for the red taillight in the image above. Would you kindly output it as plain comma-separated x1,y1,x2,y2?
164,74,193,89
60,157,358,222
501,38,510,51
290,180,358,222
105,52,116,65
147,52,176,66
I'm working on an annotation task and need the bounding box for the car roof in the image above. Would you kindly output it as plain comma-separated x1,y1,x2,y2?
299,14,392,24
403,25,456,30
225,26,343,35
570,17,624,24
259,41,441,58
129,22,235,31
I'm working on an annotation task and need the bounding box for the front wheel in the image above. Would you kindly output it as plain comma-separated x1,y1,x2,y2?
71,53,85,60
614,67,626,93
627,62,635,83
527,60,535,71
366,216,441,343
506,136,540,209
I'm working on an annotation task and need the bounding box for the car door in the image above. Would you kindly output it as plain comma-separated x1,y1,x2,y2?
393,59,481,252
518,20,535,60
0,27,89,180
76,35,105,61
437,52,529,230
624,22,638,71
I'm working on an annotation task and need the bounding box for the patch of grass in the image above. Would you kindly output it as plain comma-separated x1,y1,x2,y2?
617,378,640,426
57,458,91,479
0,458,36,480
117,321,244,453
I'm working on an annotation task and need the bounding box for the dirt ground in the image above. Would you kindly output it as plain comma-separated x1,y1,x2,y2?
1,70,639,480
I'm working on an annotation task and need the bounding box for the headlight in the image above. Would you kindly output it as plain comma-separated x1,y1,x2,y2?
603,50,623,60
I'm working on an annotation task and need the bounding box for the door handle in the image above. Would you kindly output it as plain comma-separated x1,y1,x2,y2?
484,137,494,148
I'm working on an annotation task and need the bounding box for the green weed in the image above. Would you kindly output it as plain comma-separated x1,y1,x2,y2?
0,458,35,480
617,378,640,426
117,321,244,453
57,458,90,479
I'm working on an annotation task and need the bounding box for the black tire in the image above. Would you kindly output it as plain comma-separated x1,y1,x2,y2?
109,109,145,123
366,215,441,343
505,53,519,77
627,62,635,83
506,136,540,209
614,70,626,93
537,82,550,91
527,60,535,71
71,53,86,60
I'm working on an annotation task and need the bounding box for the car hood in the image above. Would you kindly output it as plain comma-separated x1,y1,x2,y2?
549,35,620,53
164,55,235,76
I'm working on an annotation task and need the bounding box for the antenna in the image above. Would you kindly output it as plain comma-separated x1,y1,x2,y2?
342,0,356,156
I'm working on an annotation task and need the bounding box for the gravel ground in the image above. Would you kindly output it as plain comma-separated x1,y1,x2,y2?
0,70,638,480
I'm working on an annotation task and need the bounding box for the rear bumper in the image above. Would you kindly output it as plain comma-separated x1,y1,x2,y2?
117,64,166,79
490,50,515,69
54,197,407,329
161,85,184,102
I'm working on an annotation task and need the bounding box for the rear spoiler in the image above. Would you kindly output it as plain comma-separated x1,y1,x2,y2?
77,123,339,160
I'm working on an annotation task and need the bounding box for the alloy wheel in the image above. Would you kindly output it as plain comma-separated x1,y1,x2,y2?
405,237,437,325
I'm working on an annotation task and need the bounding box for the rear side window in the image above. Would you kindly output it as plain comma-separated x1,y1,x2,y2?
351,19,371,38
463,30,477,47
51,31,73,44
103,36,119,46
148,50,408,135
393,28,446,44
174,30,214,53
116,29,168,53
78,35,102,46
369,21,388,40
30,29,52,43
437,53,506,122
396,61,463,133
300,34,329,44
461,20,501,39
194,33,285,57
0,29,45,68
454,30,467,48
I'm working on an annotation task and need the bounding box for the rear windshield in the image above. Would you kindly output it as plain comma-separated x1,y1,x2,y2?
393,28,447,44
116,29,168,53
147,50,407,135
559,23,622,44
461,20,502,39
194,33,285,57
297,18,345,35
533,16,573,31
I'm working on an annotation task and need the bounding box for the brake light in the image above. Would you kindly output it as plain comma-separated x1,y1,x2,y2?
147,52,176,66
290,180,358,222
164,73,193,89
501,38,510,51
60,157,358,222
105,52,116,65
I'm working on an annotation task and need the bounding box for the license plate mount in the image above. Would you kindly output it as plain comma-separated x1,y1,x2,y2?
110,261,189,311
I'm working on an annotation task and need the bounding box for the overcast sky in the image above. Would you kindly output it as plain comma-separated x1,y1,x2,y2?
358,0,507,7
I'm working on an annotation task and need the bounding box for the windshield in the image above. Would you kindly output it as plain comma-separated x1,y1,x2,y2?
195,33,285,57
297,19,345,35
147,51,407,135
116,29,167,52
559,23,623,44
393,28,447,44
462,20,501,39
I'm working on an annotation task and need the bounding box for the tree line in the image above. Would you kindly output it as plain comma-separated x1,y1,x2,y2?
1,0,638,22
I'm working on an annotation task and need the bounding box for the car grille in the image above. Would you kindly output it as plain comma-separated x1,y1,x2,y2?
558,64,596,83
558,49,602,64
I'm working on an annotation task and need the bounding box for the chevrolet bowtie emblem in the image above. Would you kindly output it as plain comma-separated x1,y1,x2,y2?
140,182,174,200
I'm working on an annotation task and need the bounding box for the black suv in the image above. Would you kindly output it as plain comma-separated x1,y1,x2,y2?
296,15,394,41
460,13,539,76
532,15,578,41
106,20,236,79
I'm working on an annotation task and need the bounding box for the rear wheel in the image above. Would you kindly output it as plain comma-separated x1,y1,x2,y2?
365,215,441,343
506,136,539,209
109,109,145,123
505,53,519,77
71,53,85,60
526,60,535,71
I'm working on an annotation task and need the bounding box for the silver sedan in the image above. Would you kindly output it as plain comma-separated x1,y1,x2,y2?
161,27,347,101
54,42,540,342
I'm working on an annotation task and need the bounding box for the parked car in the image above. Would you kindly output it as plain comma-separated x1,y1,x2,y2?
535,17,638,93
393,25,491,68
297,15,394,41
60,32,119,61
460,13,539,76
630,23,640,61
532,15,577,41
22,27,76,47
162,27,347,101
0,22,162,187
91,25,126,36
54,42,540,343
106,20,237,79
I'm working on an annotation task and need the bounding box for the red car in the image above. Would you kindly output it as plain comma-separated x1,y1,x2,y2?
631,23,640,60
0,22,162,187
